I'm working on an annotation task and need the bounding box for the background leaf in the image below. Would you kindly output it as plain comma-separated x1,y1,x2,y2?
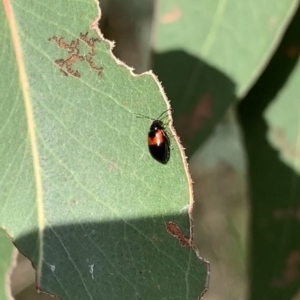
0,0,208,299
265,30,300,173
238,6,300,298
153,0,298,155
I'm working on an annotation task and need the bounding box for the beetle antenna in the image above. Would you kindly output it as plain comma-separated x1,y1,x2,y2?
132,113,155,121
156,108,172,120
133,108,173,121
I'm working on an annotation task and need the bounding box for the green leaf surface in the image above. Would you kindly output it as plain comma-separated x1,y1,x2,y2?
0,230,13,300
153,0,298,154
0,0,208,299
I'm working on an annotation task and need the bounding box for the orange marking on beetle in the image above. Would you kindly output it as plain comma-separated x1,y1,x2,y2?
148,131,164,146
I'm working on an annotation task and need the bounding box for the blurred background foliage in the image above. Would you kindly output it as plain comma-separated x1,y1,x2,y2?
9,0,300,299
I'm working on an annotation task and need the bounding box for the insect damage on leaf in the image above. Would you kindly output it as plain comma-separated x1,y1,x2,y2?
166,221,190,247
166,221,211,299
48,32,104,78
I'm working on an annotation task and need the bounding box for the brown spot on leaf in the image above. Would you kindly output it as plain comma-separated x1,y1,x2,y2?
166,221,190,247
269,126,300,162
161,6,181,24
109,161,119,171
192,93,213,129
273,207,300,221
296,208,300,220
272,251,300,288
177,93,213,143
166,221,211,297
283,45,300,59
